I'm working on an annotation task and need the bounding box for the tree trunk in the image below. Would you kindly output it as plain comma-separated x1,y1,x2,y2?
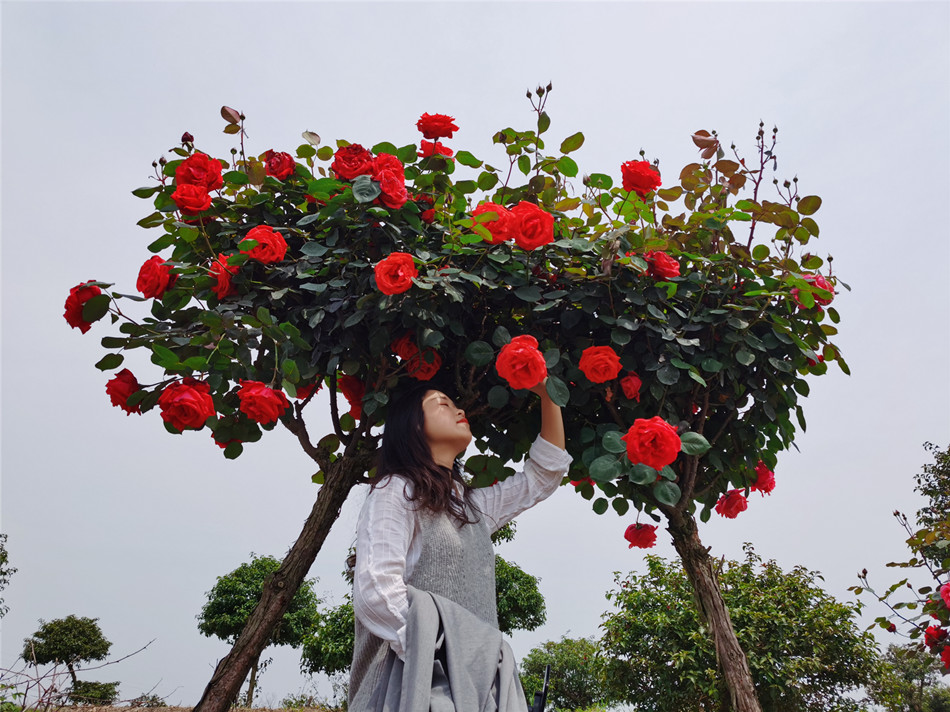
667,510,762,712
193,452,367,712
244,654,259,707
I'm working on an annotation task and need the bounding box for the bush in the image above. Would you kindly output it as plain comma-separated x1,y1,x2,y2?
68,680,119,706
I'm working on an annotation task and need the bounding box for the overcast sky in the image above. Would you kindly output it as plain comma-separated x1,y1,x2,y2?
2,0,949,706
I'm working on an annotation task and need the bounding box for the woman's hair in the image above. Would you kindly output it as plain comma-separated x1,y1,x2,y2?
375,380,478,524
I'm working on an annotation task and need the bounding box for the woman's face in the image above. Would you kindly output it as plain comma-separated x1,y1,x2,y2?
421,390,472,459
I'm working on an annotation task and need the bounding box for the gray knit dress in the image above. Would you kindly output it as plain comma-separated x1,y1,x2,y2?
349,501,498,711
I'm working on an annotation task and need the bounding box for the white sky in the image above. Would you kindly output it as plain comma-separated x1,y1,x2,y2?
2,0,949,705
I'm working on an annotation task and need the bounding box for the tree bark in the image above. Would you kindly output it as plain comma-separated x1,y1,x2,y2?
193,451,369,712
666,510,762,712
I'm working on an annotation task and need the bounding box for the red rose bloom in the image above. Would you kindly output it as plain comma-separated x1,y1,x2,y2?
407,348,442,381
416,112,459,140
645,251,681,280
579,346,622,384
371,153,408,210
473,202,517,244
620,372,642,402
331,144,375,181
391,333,418,360
621,160,662,197
171,183,212,215
136,256,176,299
496,335,547,390
240,225,287,264
237,380,290,425
210,253,239,299
158,378,216,432
63,280,102,334
621,416,681,470
338,375,365,420
106,369,141,415
792,273,835,308
374,252,418,295
264,150,296,180
421,208,436,224
941,582,950,609
175,152,223,192
624,523,658,549
418,140,454,158
942,646,950,671
295,381,323,400
925,625,948,650
715,489,749,519
510,201,555,251
751,461,776,495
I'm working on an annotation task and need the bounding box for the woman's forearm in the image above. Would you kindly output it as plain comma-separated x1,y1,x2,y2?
536,387,565,449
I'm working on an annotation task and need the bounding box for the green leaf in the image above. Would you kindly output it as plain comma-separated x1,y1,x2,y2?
590,455,621,483
488,385,509,409
371,141,398,156
464,341,494,367
183,356,207,371
352,174,381,203
455,150,483,168
81,294,111,324
515,286,542,303
612,498,630,516
680,432,711,456
797,195,822,215
556,156,578,177
95,353,124,371
657,364,679,385
736,349,755,366
587,173,613,190
701,358,723,372
132,185,161,199
137,211,165,229
545,376,569,407
537,111,551,134
592,497,609,515
316,146,334,161
653,480,681,506
560,131,585,154
224,442,244,460
223,170,249,185
602,430,626,454
282,359,300,382
517,155,531,175
477,171,499,191
628,464,657,485
752,244,770,260
658,465,677,481
492,326,511,347
150,343,180,369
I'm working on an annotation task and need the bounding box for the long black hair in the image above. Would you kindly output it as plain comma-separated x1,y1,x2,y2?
375,380,478,525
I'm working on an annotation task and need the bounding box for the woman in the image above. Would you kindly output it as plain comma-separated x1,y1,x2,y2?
349,379,570,711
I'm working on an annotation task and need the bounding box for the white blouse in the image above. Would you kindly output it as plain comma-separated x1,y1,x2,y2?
353,436,572,660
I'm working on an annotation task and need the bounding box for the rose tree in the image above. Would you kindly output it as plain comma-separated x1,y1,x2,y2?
68,88,845,712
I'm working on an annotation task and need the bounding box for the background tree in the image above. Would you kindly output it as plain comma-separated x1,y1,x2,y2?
197,554,320,706
853,443,950,673
21,615,117,702
519,636,608,712
600,545,883,711
0,534,14,618
71,89,844,712
868,644,950,712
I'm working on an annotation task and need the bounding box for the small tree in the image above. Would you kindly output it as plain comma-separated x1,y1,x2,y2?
21,615,118,702
519,637,607,712
197,554,320,706
0,534,15,618
600,545,883,711
868,644,950,712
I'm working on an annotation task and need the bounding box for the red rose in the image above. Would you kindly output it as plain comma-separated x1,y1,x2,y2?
407,348,442,381
496,335,547,390
374,252,418,295
421,209,436,224
209,253,239,299
63,280,103,334
624,523,658,549
645,251,681,280
237,380,290,425
418,140,454,158
106,369,141,415
416,112,458,140
473,203,517,244
510,201,555,251
620,373,642,402
579,346,622,384
621,416,681,470
331,144,375,181
264,150,296,180
886,623,897,633
372,153,408,210
295,381,323,400
621,160,662,198
158,378,216,432
942,647,950,671
941,582,950,609
925,625,948,650
715,489,749,519
240,225,287,264
338,375,365,420
391,333,418,360
807,354,825,367
792,273,835,308
175,152,223,192
136,256,176,299
171,183,212,215
751,461,775,495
